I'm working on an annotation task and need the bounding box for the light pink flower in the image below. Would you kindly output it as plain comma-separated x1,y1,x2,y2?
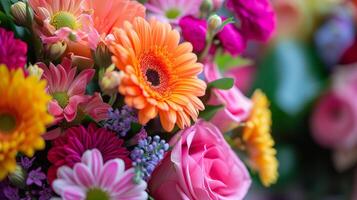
204,62,252,132
29,0,94,48
149,120,251,200
53,149,148,200
38,58,95,123
145,0,203,23
311,90,357,149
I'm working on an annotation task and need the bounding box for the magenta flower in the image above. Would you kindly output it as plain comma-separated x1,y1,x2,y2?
179,16,207,53
179,16,247,56
217,22,246,56
38,58,95,123
79,93,111,122
0,28,27,69
226,0,276,41
145,0,202,23
53,149,148,200
47,123,131,184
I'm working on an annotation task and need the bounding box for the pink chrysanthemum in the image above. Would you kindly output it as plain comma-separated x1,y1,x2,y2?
0,28,27,69
145,0,203,23
47,124,132,184
53,149,148,200
38,58,95,123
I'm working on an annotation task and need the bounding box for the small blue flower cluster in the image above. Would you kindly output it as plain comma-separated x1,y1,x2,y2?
131,135,170,183
105,106,137,137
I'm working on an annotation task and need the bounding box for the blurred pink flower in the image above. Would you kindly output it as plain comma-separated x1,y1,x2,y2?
149,120,251,200
205,62,252,132
0,28,27,70
226,0,277,41
212,0,224,10
311,90,357,149
225,65,256,94
146,0,203,23
38,58,95,123
53,149,147,200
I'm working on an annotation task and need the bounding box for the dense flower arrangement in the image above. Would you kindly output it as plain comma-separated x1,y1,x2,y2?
0,0,279,199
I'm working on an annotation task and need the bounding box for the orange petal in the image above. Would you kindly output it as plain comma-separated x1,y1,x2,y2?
159,109,177,132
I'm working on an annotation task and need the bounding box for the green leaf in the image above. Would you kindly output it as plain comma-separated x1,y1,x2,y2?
199,104,224,121
215,53,253,72
130,122,142,133
0,0,12,15
208,78,234,90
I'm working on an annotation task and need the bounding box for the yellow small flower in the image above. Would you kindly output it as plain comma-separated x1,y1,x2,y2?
242,89,278,187
0,66,53,180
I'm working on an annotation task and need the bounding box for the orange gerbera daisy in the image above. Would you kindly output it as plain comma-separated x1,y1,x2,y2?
109,17,206,132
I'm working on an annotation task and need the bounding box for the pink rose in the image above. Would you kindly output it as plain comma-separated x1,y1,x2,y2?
311,90,357,149
149,120,251,200
204,62,252,132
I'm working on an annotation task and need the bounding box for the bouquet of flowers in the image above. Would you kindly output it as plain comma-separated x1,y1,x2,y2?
0,0,279,199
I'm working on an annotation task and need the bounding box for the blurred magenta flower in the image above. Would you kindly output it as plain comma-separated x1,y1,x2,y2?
179,16,207,53
0,28,27,70
38,58,95,123
53,149,148,200
226,0,276,41
149,120,251,200
145,0,202,23
217,22,246,56
225,65,256,94
204,62,252,132
311,91,357,149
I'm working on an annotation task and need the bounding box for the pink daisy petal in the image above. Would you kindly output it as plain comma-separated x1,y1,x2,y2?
63,95,91,122
99,159,125,189
73,163,96,188
67,69,95,96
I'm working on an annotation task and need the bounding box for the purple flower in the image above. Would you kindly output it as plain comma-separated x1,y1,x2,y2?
20,156,35,170
0,28,27,70
39,186,52,200
131,135,169,181
104,106,137,137
226,0,276,41
26,167,46,187
3,186,20,200
179,16,207,53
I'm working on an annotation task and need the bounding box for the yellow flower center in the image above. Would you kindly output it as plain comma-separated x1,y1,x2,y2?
0,113,17,134
52,92,69,108
50,11,78,30
86,188,110,200
165,8,181,19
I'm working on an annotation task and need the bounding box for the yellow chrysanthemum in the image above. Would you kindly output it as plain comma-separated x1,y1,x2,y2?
242,89,278,187
0,66,53,180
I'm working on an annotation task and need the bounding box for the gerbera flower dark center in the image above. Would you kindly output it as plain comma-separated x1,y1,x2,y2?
0,113,17,133
146,68,160,86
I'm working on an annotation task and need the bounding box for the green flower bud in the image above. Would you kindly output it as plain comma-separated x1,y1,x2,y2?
8,165,27,189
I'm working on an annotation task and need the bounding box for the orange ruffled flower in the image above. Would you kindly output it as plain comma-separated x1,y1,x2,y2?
109,17,206,132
